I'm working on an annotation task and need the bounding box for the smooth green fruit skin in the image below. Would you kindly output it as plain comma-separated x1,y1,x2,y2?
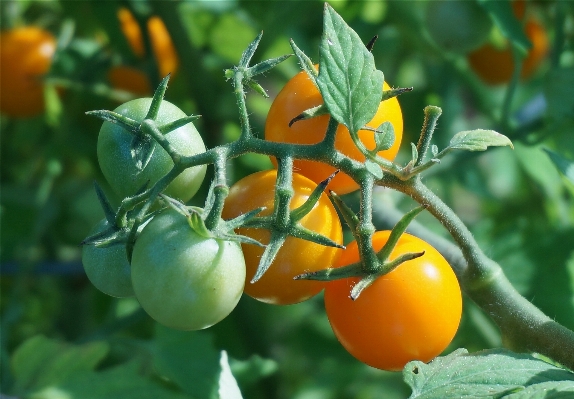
82,219,134,298
97,98,207,202
131,209,246,331
425,1,492,54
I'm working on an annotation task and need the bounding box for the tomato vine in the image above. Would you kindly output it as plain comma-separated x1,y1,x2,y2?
81,2,574,372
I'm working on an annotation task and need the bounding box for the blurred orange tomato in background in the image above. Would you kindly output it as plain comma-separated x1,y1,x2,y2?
0,26,56,117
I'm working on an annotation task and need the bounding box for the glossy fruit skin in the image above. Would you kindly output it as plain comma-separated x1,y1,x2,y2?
117,7,178,78
82,220,134,298
324,231,462,371
97,98,206,202
265,69,403,195
131,209,246,330
425,1,492,54
222,170,343,305
0,26,56,117
468,2,548,85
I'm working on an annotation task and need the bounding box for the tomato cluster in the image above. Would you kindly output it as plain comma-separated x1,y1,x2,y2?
83,59,462,371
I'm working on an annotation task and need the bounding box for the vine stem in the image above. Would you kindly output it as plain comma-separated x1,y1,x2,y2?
380,175,574,370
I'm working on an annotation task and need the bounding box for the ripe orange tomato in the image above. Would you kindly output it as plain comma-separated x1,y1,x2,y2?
107,65,152,96
0,26,56,117
324,231,462,371
117,7,178,78
110,8,178,94
265,68,403,195
222,170,343,305
467,2,548,85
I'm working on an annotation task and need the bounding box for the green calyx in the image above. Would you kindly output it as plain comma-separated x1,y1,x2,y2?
225,31,292,99
296,201,427,300
241,167,344,284
87,76,201,172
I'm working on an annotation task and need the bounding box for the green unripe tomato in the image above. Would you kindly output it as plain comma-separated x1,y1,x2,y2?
131,209,246,331
425,1,492,54
82,219,134,298
97,98,207,202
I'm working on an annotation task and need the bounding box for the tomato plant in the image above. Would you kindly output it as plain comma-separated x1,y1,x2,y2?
265,68,403,194
130,208,246,331
324,231,462,371
0,26,56,117
222,170,343,305
81,219,134,298
467,2,549,85
96,97,207,202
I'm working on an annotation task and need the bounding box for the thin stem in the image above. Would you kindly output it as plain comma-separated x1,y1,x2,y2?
414,106,442,167
356,173,379,273
321,116,340,150
204,150,230,231
233,70,254,140
274,156,294,228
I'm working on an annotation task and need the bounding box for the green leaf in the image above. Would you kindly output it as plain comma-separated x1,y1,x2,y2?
544,149,574,185
477,0,531,54
317,3,384,135
404,348,574,399
365,159,383,179
373,121,395,152
218,351,243,399
505,380,574,398
28,361,188,399
11,335,109,395
449,129,513,152
153,324,220,399
152,325,277,399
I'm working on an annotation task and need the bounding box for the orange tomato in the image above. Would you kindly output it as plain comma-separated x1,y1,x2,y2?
324,231,462,371
468,1,548,85
110,8,178,94
265,68,403,195
107,65,152,96
222,170,343,305
0,26,56,117
117,7,178,78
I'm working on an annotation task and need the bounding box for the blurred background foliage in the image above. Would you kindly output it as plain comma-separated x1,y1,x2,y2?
1,0,573,398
